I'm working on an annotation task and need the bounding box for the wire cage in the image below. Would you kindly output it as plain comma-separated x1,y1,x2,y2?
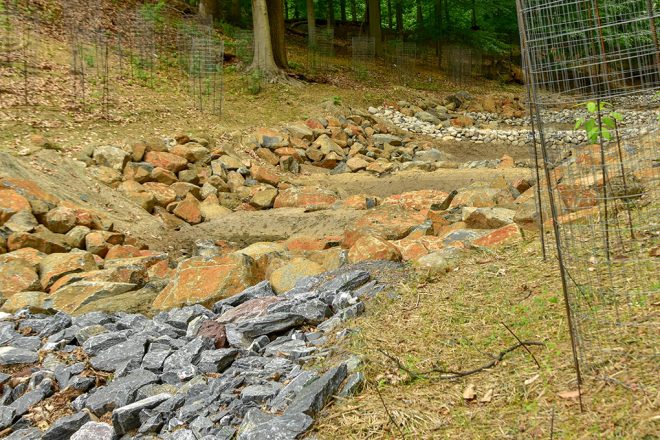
129,10,157,86
176,17,213,72
442,44,482,83
234,29,254,65
395,41,417,85
517,0,660,397
351,36,375,80
188,35,224,115
308,27,334,73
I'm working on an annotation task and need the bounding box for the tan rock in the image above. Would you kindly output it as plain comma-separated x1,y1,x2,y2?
48,281,137,314
250,187,278,209
0,260,41,298
348,236,402,263
173,193,203,224
39,251,97,290
273,186,338,210
269,257,324,294
44,206,77,234
0,189,31,225
250,165,280,186
144,151,188,173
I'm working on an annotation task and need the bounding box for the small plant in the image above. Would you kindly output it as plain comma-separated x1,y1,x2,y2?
574,101,623,143
332,95,341,106
139,0,167,28
246,69,262,95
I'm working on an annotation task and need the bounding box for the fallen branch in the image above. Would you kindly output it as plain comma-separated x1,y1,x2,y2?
501,321,541,368
372,380,406,440
378,340,545,381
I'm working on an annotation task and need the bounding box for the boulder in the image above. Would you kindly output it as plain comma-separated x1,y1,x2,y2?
0,260,41,298
0,189,31,225
250,165,280,186
250,187,278,209
273,187,338,210
152,254,259,309
343,205,425,247
39,251,98,290
144,151,188,173
173,193,202,224
348,236,402,263
256,128,290,149
473,224,522,248
237,409,313,440
269,258,324,294
48,281,137,314
3,209,38,233
93,146,130,171
463,207,516,229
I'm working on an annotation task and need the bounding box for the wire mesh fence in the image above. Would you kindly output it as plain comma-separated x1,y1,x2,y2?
308,28,334,73
442,44,483,83
517,0,660,400
188,35,224,115
234,29,254,65
351,36,375,80
395,41,417,85
129,11,157,87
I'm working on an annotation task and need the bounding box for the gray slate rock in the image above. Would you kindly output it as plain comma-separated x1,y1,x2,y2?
85,369,158,416
318,270,370,294
0,406,16,430
240,382,282,405
0,347,38,365
213,281,276,312
285,364,347,417
270,371,319,412
141,348,172,372
163,337,214,372
5,428,42,440
112,393,171,435
339,372,364,397
90,336,147,372
197,348,238,373
234,313,305,338
42,411,91,440
82,330,130,355
70,421,115,440
237,408,313,440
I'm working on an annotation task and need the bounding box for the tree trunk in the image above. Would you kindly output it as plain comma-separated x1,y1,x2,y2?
416,0,423,30
268,0,288,69
229,0,241,25
307,0,316,46
199,0,220,21
395,0,403,36
294,0,300,19
328,0,335,28
444,0,449,29
285,0,289,20
340,0,347,22
387,0,393,30
350,0,357,21
471,0,477,29
251,0,280,75
367,0,382,55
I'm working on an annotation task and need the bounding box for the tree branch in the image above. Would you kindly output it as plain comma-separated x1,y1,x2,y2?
378,340,545,381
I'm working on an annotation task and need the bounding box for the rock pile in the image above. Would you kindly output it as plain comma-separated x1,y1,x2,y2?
0,268,384,439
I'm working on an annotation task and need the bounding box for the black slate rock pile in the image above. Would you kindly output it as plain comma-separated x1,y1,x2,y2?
0,268,386,440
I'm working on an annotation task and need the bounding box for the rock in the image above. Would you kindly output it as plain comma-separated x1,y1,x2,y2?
152,254,258,309
0,346,38,365
372,134,402,146
93,146,130,170
123,162,154,183
112,393,171,435
256,128,290,148
348,236,402,263
0,190,31,225
143,182,177,207
151,167,178,185
42,411,91,440
285,235,339,252
463,207,516,229
273,187,338,210
3,209,39,233
85,369,158,416
7,231,69,254
234,312,306,338
415,148,449,162
196,320,227,348
450,188,503,208
414,248,463,274
0,260,41,298
280,156,300,174
344,205,425,247
473,224,522,248
91,336,147,371
48,281,136,314
256,147,280,166
200,195,232,221
198,349,238,373
144,151,188,173
237,408,313,440
71,422,115,440
339,372,364,397
250,187,278,209
1,291,46,313
269,258,324,294
450,115,474,128
318,270,370,293
213,280,276,311
346,156,369,172
285,124,314,141
216,155,242,170
217,296,281,324
285,364,347,416
39,252,97,290
241,382,282,404
497,154,515,169
415,111,440,124
88,166,122,187
250,165,280,186
173,193,202,224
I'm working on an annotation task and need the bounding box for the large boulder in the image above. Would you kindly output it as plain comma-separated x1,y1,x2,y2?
0,260,41,298
39,251,98,290
152,254,259,309
463,207,516,229
269,258,324,294
343,205,426,247
93,146,130,171
0,189,31,225
47,281,137,314
273,187,338,210
144,151,188,173
348,236,402,263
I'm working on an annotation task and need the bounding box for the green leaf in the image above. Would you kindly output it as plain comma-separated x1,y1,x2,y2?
602,116,615,129
587,102,597,113
610,112,623,121
584,119,596,133
599,101,610,110
575,118,585,130
587,128,599,143
602,128,612,140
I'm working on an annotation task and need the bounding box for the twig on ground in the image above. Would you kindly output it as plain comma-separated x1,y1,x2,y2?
377,340,545,381
501,321,541,368
550,407,555,440
372,380,406,440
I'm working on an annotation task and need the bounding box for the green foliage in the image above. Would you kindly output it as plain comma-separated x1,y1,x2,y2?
332,95,341,105
246,69,262,95
574,101,623,143
139,0,167,27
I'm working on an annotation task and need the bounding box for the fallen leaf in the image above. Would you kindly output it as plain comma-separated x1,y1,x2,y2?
479,388,493,403
463,383,477,400
524,374,540,386
558,390,581,399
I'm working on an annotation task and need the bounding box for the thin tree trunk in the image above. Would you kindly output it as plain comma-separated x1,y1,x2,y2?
351,0,357,21
416,0,423,30
251,0,280,75
285,0,289,20
387,0,393,30
395,0,403,36
307,0,316,46
229,0,241,25
444,0,450,30
471,0,477,29
294,0,299,19
367,0,382,54
328,0,335,28
268,0,288,69
199,0,220,21
340,0,347,22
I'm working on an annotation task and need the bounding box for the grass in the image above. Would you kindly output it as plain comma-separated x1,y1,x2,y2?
312,238,659,439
